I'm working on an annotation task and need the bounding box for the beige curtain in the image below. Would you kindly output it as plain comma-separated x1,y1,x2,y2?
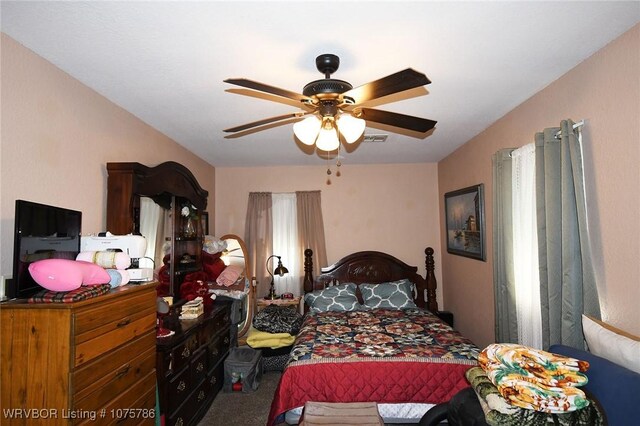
296,191,328,278
244,192,272,298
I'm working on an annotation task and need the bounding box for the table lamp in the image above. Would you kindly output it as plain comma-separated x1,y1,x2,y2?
266,255,288,300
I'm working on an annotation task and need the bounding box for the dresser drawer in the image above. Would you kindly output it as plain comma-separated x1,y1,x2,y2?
74,336,156,411
167,366,192,415
207,327,231,369
168,333,199,374
190,348,207,387
77,370,156,426
207,359,225,397
74,289,156,339
74,310,155,367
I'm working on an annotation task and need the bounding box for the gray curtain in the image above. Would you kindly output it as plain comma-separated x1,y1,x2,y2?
536,120,601,349
492,149,518,343
244,192,272,298
296,191,328,279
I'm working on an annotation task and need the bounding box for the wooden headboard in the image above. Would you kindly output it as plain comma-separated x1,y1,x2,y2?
303,248,438,313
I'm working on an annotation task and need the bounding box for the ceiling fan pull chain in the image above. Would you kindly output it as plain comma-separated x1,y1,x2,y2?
336,145,342,177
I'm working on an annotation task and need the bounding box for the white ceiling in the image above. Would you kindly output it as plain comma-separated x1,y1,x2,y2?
2,1,639,168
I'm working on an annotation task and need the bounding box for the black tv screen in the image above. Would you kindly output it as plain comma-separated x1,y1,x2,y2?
10,200,82,300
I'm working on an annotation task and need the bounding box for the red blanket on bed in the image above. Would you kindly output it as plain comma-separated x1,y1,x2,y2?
268,308,479,425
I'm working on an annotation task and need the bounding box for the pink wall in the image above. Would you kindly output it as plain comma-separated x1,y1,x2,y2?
438,24,640,347
215,164,444,306
0,34,216,279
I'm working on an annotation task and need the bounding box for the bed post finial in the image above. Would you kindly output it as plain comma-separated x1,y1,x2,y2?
304,249,314,294
425,247,438,313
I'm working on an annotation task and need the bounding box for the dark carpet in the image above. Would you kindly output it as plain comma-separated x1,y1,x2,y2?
198,371,422,425
198,371,282,426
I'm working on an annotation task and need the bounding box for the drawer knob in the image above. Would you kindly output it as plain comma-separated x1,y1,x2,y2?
116,318,131,328
176,418,184,426
115,364,131,379
198,390,206,402
224,337,229,344
181,347,190,358
210,376,216,385
177,380,186,392
196,362,204,373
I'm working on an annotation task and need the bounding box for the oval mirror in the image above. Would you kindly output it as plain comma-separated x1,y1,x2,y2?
218,234,254,341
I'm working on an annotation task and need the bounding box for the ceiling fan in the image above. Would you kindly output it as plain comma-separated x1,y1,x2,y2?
223,54,436,151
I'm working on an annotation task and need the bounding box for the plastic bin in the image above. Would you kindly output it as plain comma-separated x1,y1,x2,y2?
223,346,263,393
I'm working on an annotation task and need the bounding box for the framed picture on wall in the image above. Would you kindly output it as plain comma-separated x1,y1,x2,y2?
444,184,486,261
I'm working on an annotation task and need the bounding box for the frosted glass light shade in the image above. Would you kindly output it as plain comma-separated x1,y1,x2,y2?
315,126,340,151
337,114,366,144
293,115,321,145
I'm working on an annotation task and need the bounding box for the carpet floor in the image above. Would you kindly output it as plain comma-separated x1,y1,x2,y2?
198,371,422,426
198,371,282,426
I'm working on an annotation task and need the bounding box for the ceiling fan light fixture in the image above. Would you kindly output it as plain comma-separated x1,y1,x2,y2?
315,123,340,152
337,114,366,144
293,115,321,145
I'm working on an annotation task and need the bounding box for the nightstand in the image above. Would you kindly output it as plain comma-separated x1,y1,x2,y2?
256,296,301,311
436,310,454,327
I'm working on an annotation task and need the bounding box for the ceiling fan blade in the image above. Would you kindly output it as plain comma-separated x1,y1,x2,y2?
224,112,310,133
224,78,312,103
342,69,431,105
360,108,437,133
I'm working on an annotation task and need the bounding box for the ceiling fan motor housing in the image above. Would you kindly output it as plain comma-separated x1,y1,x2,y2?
303,79,353,97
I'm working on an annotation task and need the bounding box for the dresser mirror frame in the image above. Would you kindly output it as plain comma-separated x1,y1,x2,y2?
218,234,254,340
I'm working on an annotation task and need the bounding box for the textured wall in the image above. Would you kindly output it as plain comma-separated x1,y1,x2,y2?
0,34,215,279
438,24,640,347
215,163,444,306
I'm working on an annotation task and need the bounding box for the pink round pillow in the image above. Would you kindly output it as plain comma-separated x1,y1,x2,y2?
28,259,111,292
76,251,131,270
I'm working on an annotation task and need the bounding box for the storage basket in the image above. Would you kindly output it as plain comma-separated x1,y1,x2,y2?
223,346,262,392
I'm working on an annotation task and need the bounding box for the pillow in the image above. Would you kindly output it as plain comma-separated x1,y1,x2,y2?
76,251,131,270
360,279,417,309
304,283,360,313
216,264,243,287
582,314,640,374
28,259,110,292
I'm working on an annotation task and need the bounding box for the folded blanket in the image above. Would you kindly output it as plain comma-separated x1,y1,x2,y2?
466,367,604,425
28,284,112,304
246,325,295,349
479,344,589,413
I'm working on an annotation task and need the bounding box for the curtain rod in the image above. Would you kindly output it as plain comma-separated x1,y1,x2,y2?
555,120,585,138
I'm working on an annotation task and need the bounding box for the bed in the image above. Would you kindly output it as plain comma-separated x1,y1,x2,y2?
268,248,479,425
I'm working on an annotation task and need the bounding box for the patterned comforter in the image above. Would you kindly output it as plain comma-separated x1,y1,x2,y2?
268,308,479,425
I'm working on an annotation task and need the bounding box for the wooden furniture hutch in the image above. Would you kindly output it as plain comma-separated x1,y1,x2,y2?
106,161,208,299
107,161,233,425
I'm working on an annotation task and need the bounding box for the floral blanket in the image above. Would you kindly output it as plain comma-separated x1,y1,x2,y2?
479,343,590,413
268,308,479,425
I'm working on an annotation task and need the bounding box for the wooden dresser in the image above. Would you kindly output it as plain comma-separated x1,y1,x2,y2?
156,300,233,426
0,284,157,425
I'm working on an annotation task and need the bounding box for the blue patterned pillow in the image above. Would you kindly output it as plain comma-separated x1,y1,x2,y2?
360,279,417,309
304,283,360,313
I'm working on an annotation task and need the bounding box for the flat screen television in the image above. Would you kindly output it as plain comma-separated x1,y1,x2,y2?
10,200,82,300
